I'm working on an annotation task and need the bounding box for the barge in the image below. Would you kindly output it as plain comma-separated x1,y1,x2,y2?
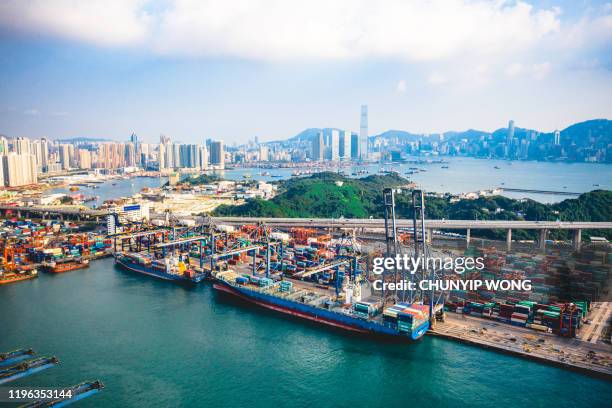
0,269,38,285
43,258,89,273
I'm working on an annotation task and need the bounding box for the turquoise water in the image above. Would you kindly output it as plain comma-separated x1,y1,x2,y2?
1,259,611,407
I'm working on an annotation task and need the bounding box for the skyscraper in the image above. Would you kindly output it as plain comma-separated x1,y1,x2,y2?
311,131,324,161
330,129,340,160
59,144,72,170
340,130,351,160
351,133,359,159
554,129,561,145
507,120,515,145
360,105,368,160
210,141,225,168
2,153,37,186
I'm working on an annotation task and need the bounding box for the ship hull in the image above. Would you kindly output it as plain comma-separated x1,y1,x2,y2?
213,279,429,341
0,273,37,285
44,261,89,273
116,258,205,283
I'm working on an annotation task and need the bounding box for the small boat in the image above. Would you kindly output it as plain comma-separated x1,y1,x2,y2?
0,269,38,285
0,349,35,368
271,174,283,178
68,186,79,192
243,174,252,179
111,183,117,186
592,184,600,187
441,165,449,169
23,380,105,407
0,357,59,385
494,166,501,169
43,258,89,273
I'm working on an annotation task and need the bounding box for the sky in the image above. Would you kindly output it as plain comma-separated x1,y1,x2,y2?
0,0,611,144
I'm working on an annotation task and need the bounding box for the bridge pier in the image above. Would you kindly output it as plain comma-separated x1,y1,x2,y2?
506,229,512,251
539,229,548,251
572,229,582,252
466,228,471,248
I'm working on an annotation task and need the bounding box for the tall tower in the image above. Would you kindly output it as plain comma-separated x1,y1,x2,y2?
554,129,560,145
360,105,368,160
507,120,515,145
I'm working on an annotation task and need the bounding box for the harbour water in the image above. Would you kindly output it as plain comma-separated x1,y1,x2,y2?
50,158,611,206
1,259,610,407
218,157,612,203
50,177,167,208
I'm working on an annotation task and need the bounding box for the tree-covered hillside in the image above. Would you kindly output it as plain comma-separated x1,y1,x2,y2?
213,173,612,241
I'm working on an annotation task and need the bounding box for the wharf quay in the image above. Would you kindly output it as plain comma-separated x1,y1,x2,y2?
429,308,612,380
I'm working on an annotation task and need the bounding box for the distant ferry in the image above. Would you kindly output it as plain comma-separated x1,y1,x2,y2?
494,166,501,169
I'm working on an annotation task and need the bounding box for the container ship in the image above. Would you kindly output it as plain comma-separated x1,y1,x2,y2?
213,271,430,340
115,252,206,283
42,258,89,273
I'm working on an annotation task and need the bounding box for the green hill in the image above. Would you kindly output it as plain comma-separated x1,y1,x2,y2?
213,172,408,218
213,173,611,241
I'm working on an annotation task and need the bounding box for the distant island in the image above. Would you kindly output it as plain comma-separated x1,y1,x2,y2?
213,172,612,241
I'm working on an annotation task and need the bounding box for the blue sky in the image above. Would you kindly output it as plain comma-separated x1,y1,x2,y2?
0,0,611,144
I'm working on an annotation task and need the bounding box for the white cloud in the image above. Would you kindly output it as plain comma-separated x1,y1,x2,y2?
505,62,551,79
0,0,563,61
396,80,407,93
0,0,151,47
505,63,524,77
532,62,552,79
428,72,447,85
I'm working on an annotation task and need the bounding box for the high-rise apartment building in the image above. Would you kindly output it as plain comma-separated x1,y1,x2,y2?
329,129,340,160
311,131,324,161
209,141,225,168
339,130,351,160
59,144,72,170
2,153,37,187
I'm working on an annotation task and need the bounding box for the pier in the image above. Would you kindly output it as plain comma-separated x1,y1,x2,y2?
430,307,612,380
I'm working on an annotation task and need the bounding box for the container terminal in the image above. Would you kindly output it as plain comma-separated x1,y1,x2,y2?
1,190,610,378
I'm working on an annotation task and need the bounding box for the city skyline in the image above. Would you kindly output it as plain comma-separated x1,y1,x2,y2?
0,1,611,143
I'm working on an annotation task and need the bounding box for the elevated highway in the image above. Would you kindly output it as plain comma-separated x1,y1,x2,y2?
211,217,612,251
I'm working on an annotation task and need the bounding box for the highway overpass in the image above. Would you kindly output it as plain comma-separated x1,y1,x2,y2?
211,217,612,251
